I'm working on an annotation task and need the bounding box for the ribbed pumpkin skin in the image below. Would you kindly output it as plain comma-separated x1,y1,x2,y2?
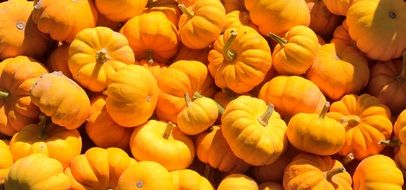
0,139,12,184
95,0,148,22
170,169,214,190
393,110,406,174
47,43,72,78
218,174,259,190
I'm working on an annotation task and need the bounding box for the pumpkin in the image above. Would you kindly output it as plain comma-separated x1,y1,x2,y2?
259,182,284,190
269,25,319,75
287,102,346,155
0,0,51,60
367,52,406,114
32,0,98,42
120,11,178,63
130,120,195,171
4,154,71,190
221,95,288,166
252,147,298,183
178,0,226,49
0,139,12,185
213,89,241,108
353,154,404,190
307,42,370,100
196,126,250,173
65,147,136,190
331,20,357,48
116,161,176,190
306,0,344,39
326,94,393,160
225,10,257,30
283,153,352,190
145,0,181,27
177,93,219,135
137,59,167,80
0,56,48,136
85,96,132,150
30,71,91,130
47,43,72,78
322,0,353,16
346,0,406,61
222,0,246,13
384,110,406,174
218,174,258,190
9,115,82,168
68,26,135,93
105,65,158,127
258,75,326,119
244,0,310,36
156,60,209,123
208,26,272,94
173,45,211,64
95,0,148,22
170,169,214,190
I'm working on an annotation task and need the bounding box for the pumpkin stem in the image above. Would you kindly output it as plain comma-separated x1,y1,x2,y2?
178,4,194,18
325,167,346,180
398,51,406,81
193,92,225,114
184,92,193,107
0,90,9,98
145,49,155,65
339,115,360,127
38,114,49,139
163,122,175,139
96,48,109,64
223,31,238,62
379,139,400,147
342,153,355,165
319,101,330,119
258,104,274,126
268,33,288,47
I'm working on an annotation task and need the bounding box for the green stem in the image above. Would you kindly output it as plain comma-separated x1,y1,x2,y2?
258,104,274,126
178,4,194,19
325,167,346,180
223,31,238,62
319,101,330,119
379,139,400,147
163,122,175,139
193,92,225,114
339,115,361,127
268,33,288,47
0,91,9,98
184,92,192,107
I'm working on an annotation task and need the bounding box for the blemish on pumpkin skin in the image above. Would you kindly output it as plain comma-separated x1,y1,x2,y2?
16,22,25,30
146,96,152,102
136,180,144,188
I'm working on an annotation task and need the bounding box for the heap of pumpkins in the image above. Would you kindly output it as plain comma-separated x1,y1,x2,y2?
0,0,406,189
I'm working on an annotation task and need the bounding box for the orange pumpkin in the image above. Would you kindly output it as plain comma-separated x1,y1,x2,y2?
68,26,135,92
32,0,98,42
156,60,209,122
386,110,406,174
208,26,272,94
105,65,158,127
196,126,250,173
95,0,148,22
213,89,241,108
367,52,406,114
65,147,136,190
346,0,406,61
224,10,257,30
222,0,246,13
85,96,132,150
130,120,195,171
173,45,211,64
258,75,326,119
218,174,258,190
137,59,168,80
307,42,370,100
221,96,288,166
178,0,226,49
283,153,352,190
327,94,393,160
120,11,178,63
47,43,72,78
322,0,353,16
0,56,48,136
306,0,344,39
144,0,181,27
259,182,284,190
0,0,51,60
31,71,91,130
244,0,310,36
353,154,404,190
5,154,71,190
170,169,214,190
9,116,82,168
331,20,357,48
269,25,319,75
116,161,176,190
0,139,12,185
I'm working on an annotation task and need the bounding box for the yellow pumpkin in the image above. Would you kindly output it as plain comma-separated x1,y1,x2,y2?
0,139,12,185
95,0,148,22
218,174,258,190
170,169,214,190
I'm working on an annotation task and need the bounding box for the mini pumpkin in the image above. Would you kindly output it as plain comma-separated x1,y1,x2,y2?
30,71,91,130
269,25,319,75
383,109,406,174
65,147,136,190
173,44,211,64
218,174,258,190
208,26,272,94
225,10,257,30
129,120,195,171
283,153,352,190
223,0,246,13
137,59,168,80
95,0,148,22
259,182,284,190
0,139,12,185
68,26,135,92
322,0,353,16
0,56,48,136
144,0,181,27
307,0,344,39
353,154,404,190
170,169,214,190
32,0,98,42
4,154,71,190
331,20,357,48
178,0,226,49
47,43,72,78
221,96,288,166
